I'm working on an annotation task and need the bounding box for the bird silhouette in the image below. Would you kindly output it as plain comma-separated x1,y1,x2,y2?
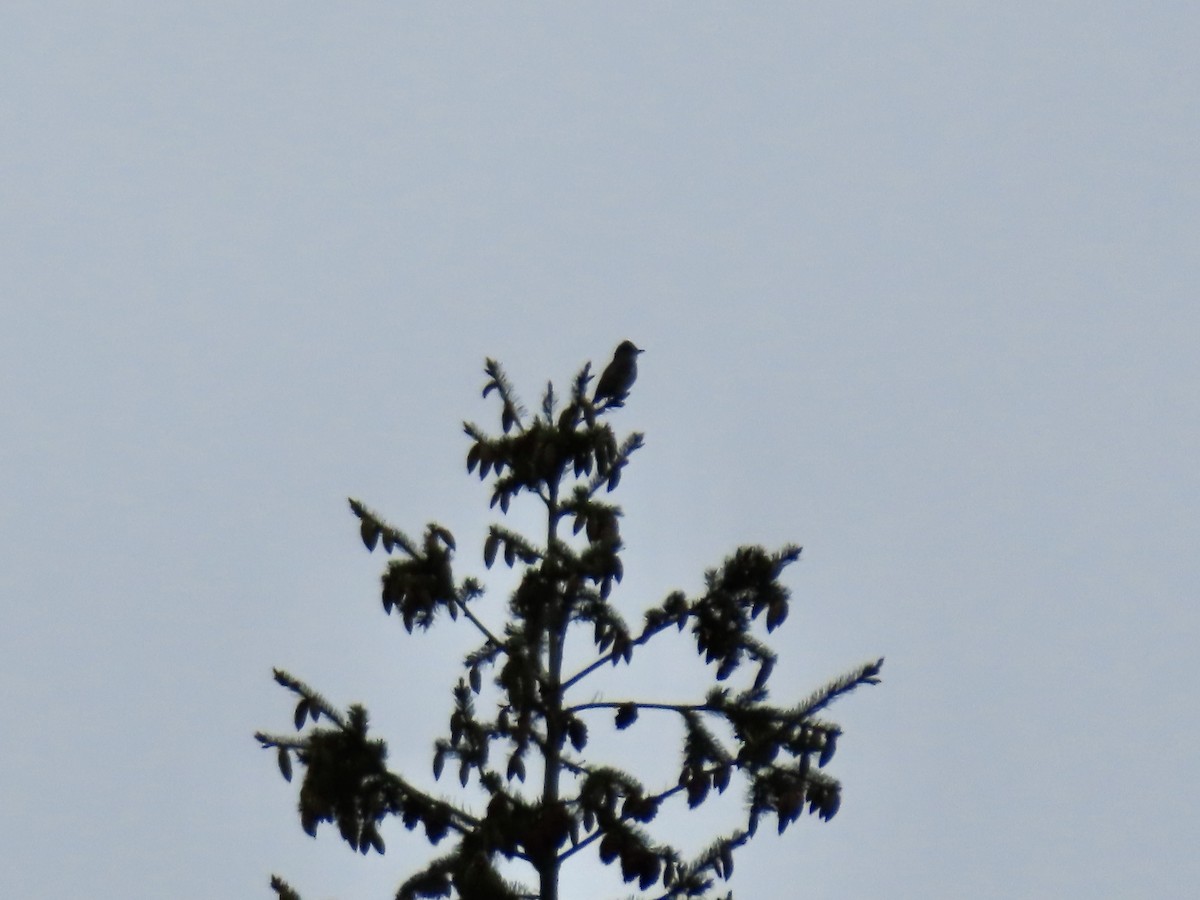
593,340,644,409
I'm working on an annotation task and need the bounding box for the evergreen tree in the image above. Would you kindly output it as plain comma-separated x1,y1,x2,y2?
256,347,883,900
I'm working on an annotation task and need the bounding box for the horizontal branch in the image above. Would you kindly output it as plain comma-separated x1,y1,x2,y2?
565,700,711,716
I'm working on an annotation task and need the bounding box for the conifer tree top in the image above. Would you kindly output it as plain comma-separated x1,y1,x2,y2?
257,348,882,900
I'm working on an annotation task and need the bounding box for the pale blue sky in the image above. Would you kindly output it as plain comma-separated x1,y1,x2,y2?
2,4,1197,899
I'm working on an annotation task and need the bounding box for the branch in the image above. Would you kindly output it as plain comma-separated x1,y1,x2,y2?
557,760,734,865
268,668,348,729
481,358,527,434
565,700,712,717
269,875,303,900
452,592,505,651
347,497,418,556
793,657,885,719
560,615,670,693
253,731,308,751
586,432,645,496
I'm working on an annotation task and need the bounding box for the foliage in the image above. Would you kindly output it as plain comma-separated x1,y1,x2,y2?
256,351,883,899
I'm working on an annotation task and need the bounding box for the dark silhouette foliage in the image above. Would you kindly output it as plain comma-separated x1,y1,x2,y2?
256,346,883,899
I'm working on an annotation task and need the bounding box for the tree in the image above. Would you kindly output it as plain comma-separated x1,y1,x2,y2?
256,348,883,900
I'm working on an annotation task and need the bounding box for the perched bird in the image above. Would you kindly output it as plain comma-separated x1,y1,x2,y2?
593,340,644,409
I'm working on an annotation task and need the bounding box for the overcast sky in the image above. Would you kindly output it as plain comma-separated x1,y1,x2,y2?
3,4,1197,899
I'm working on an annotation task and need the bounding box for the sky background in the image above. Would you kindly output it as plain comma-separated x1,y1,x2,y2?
3,3,1198,899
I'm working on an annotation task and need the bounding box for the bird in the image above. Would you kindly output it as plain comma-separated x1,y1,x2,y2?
592,340,644,409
